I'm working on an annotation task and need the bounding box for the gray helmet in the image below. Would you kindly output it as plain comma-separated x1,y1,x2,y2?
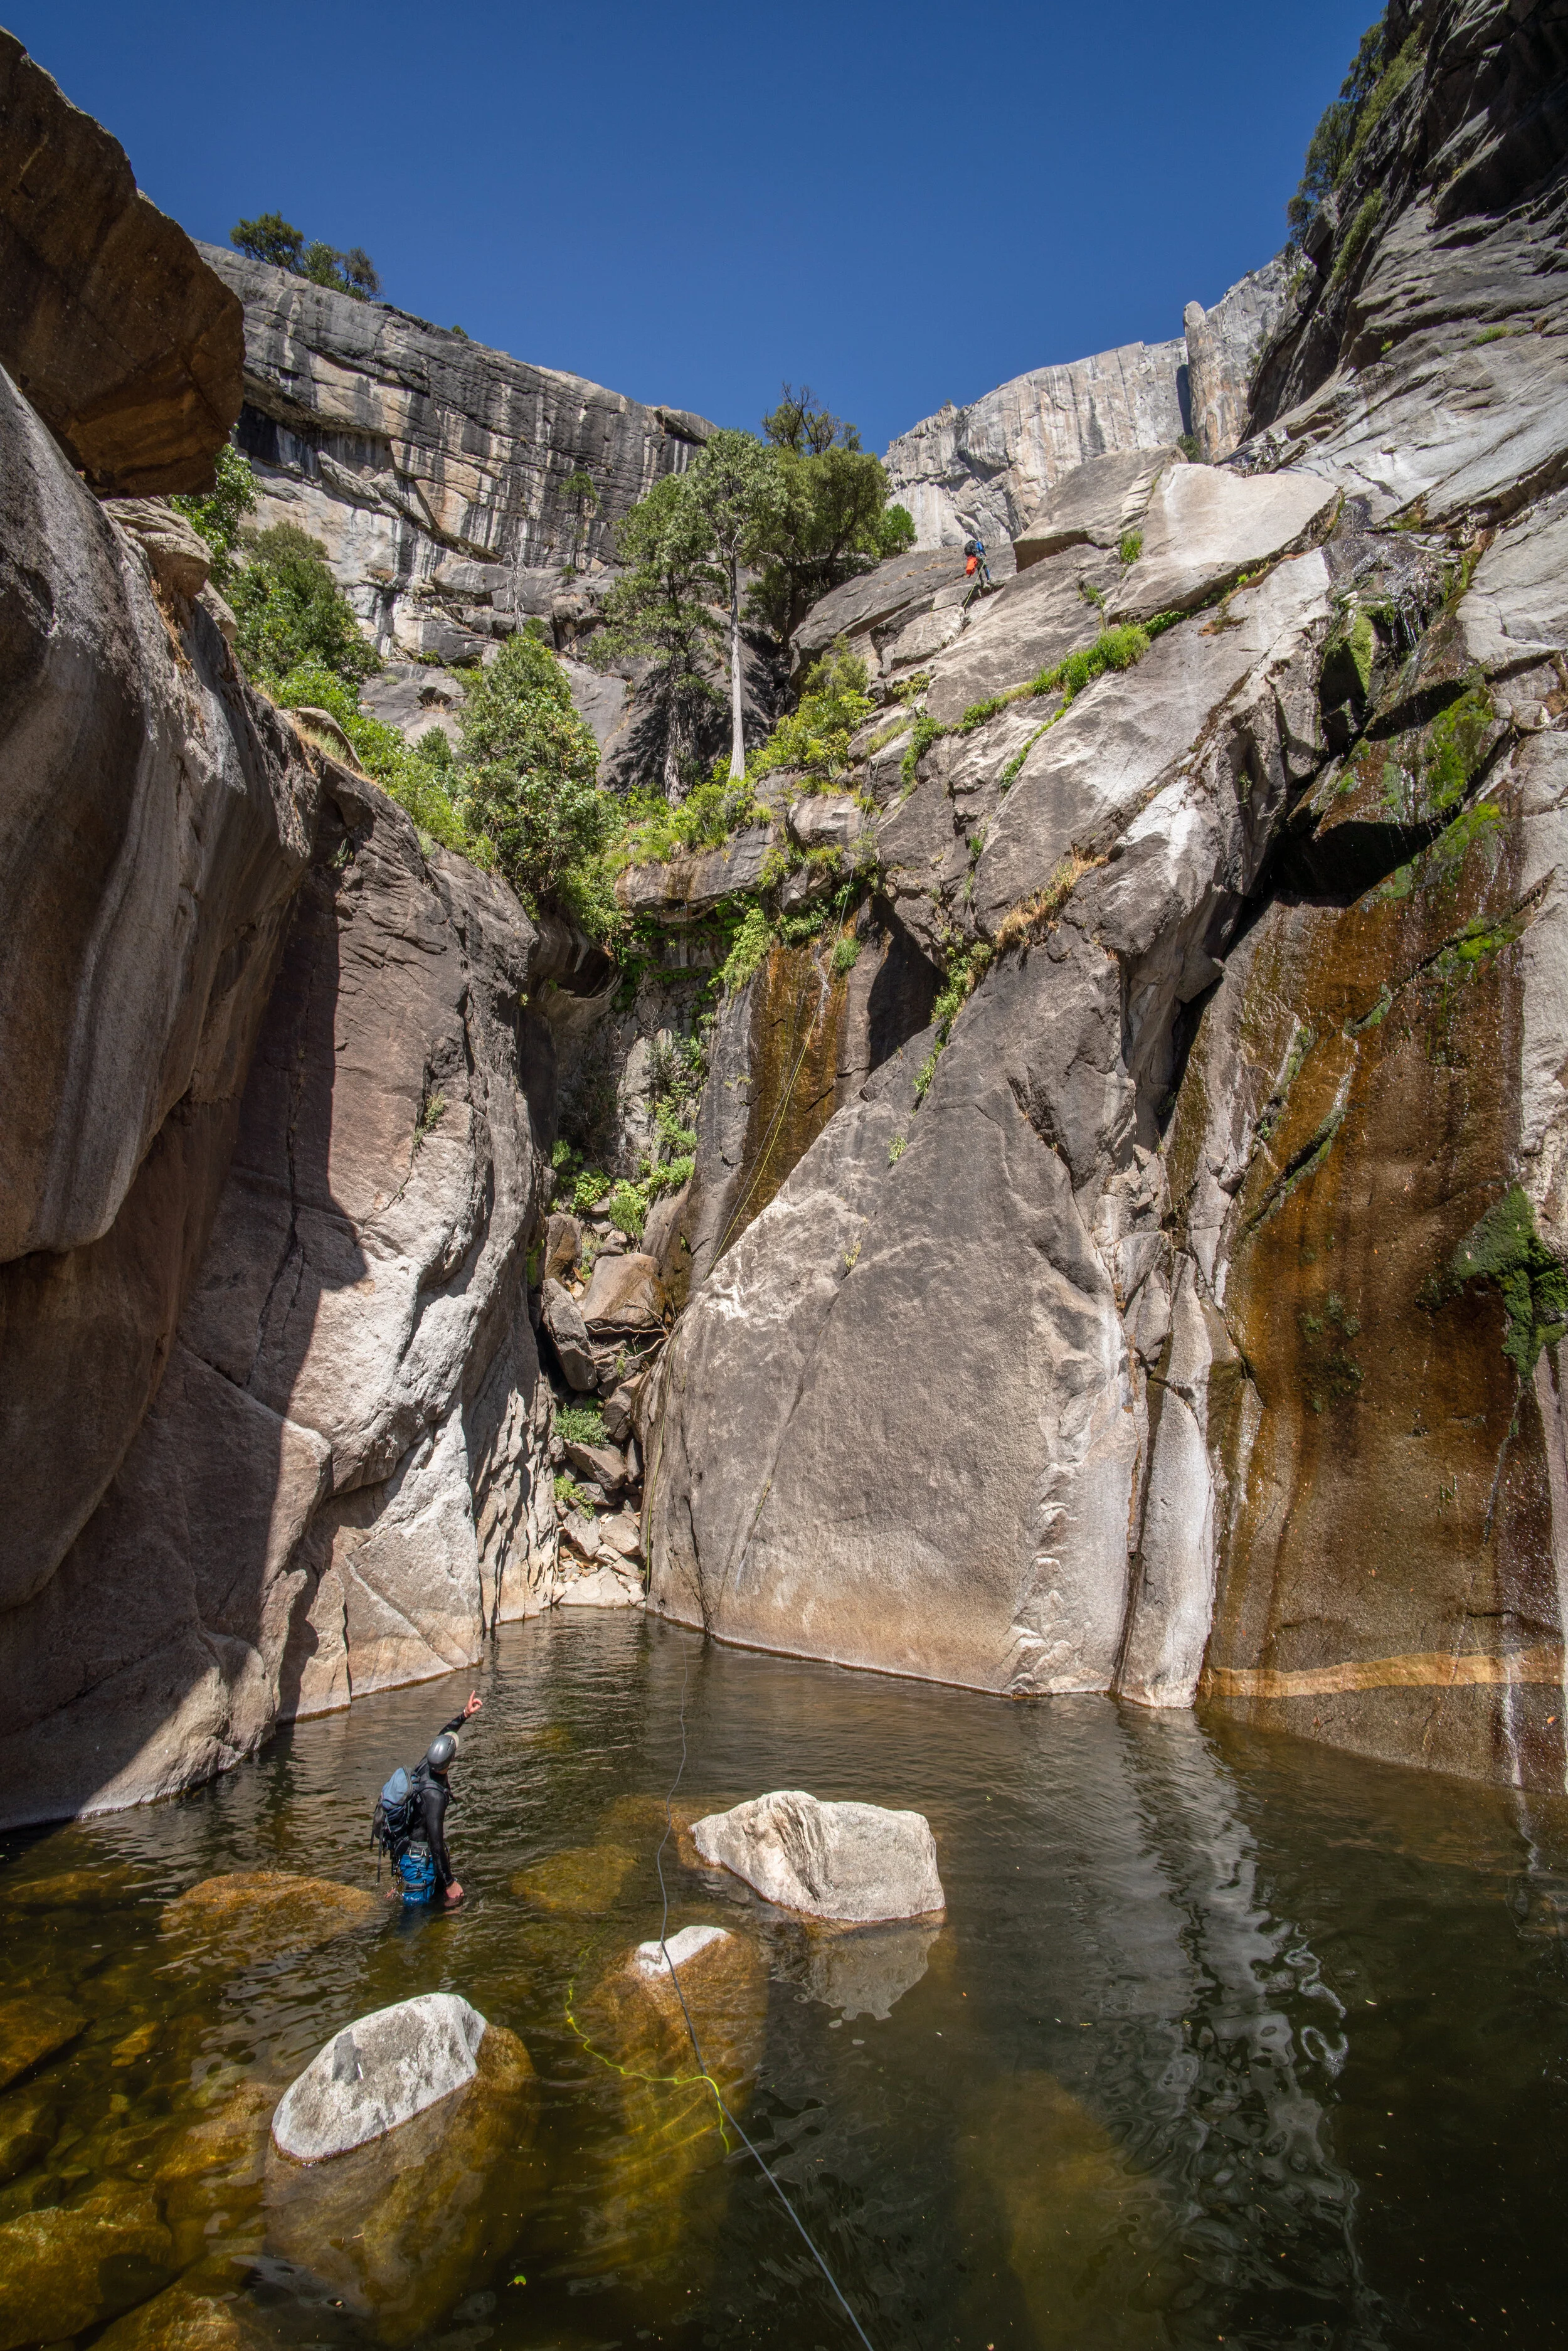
425,1733,458,1774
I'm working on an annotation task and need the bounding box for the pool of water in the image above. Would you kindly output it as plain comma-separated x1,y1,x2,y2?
2,1613,1566,2350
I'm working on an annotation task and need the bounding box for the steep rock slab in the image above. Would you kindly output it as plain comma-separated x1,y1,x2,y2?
647,976,1140,1694
205,245,708,654
1242,0,1568,523
1107,465,1337,624
0,776,557,1827
0,33,241,493
973,555,1333,939
180,777,560,1702
922,539,1123,728
0,359,317,1628
1013,445,1186,573
1182,254,1292,463
1158,731,1568,1785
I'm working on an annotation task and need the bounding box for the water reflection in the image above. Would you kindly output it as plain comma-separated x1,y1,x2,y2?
0,1615,1564,2349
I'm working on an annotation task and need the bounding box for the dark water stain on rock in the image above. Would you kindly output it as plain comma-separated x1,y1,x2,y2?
1180,777,1566,1784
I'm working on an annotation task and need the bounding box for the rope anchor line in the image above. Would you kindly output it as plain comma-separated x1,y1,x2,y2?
648,1632,878,2351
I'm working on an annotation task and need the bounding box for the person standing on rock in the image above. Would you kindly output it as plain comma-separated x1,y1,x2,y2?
411,1690,483,1906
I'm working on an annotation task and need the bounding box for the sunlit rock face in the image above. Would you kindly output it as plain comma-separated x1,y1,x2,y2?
203,244,707,662
883,257,1291,551
647,0,1568,1790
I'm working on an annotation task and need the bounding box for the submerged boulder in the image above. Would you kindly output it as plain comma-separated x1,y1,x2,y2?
576,1923,767,2283
0,2185,174,2349
512,1843,638,1910
693,1791,945,1922
0,1995,86,2092
160,1872,383,1966
264,2017,539,2344
95,2281,276,2348
271,1993,487,2163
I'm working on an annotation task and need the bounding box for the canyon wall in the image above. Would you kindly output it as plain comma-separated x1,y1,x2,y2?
202,245,711,667
0,52,563,1828
646,0,1568,1794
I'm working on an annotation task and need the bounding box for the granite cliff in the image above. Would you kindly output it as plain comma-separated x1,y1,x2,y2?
4,0,1567,1828
0,50,568,1827
643,0,1568,1793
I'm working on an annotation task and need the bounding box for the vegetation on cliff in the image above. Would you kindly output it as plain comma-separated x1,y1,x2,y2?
458,634,610,929
231,211,381,299
1286,9,1423,243
592,389,911,796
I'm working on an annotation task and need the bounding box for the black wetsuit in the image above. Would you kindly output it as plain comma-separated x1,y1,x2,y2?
410,1712,467,1894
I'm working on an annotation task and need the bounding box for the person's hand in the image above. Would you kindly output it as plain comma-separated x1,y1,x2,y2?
462,1690,483,1719
444,1881,464,1904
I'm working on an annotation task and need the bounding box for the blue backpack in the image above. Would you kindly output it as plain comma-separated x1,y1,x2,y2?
371,1766,415,1869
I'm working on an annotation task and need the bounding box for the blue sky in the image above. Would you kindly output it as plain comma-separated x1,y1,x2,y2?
12,1,1376,452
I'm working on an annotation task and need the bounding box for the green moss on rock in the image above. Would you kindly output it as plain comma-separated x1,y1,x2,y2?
1430,1186,1568,1380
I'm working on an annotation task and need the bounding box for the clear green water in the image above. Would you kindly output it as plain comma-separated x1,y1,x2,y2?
3,1612,1567,2350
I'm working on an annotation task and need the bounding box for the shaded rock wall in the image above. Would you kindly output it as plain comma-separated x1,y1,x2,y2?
203,246,709,664
0,755,561,1829
0,356,317,1633
646,0,1568,1793
0,181,563,1820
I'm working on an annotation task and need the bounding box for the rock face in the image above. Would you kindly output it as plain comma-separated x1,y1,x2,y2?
0,33,242,493
885,257,1293,550
692,1791,946,1921
885,334,1190,551
0,745,561,1827
271,1993,487,2162
647,0,1568,1793
1106,463,1338,624
0,169,566,1823
1183,255,1294,465
204,244,709,659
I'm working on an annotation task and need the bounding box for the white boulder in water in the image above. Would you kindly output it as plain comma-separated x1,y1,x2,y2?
692,1791,945,1923
270,1992,487,2162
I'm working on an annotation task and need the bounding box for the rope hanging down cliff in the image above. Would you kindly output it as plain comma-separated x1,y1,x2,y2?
653,1633,878,2351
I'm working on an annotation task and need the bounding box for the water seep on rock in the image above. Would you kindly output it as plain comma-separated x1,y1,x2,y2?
693,1790,945,1922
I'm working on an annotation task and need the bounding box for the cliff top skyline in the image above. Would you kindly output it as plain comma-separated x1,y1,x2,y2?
11,0,1377,452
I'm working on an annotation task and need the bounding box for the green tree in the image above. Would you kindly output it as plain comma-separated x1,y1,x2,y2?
684,429,783,781
459,630,612,931
1287,14,1387,238
231,211,304,270
230,523,379,688
559,467,600,574
172,441,257,593
751,441,914,644
590,470,724,799
302,239,382,299
231,215,379,298
762,383,861,457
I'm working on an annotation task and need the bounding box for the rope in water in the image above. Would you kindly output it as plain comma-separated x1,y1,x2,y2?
654,1632,878,2351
